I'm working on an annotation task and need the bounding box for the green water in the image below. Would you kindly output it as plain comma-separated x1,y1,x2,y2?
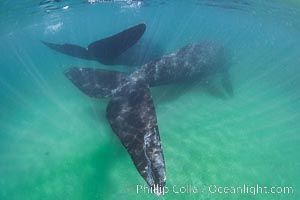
0,0,300,199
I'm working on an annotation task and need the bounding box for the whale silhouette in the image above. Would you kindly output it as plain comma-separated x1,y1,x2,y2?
64,41,232,195
42,23,146,65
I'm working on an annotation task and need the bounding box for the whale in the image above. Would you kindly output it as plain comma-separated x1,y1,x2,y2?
63,40,233,194
42,23,146,65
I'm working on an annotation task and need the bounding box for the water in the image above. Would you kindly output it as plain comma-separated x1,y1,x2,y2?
0,0,300,199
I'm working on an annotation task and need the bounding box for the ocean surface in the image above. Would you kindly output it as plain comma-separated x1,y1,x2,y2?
0,0,300,199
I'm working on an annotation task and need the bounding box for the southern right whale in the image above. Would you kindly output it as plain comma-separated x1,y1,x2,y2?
63,41,233,195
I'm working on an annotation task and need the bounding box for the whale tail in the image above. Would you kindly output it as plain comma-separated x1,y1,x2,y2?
42,23,146,65
65,67,166,191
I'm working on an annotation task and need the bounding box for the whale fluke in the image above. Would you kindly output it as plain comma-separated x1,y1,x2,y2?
64,67,128,98
63,41,233,194
41,42,90,60
64,67,167,191
42,23,146,65
106,80,166,191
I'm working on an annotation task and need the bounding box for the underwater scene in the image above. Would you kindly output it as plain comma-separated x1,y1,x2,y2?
0,0,300,199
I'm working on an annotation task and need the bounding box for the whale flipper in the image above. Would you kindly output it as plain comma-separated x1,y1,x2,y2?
42,23,146,65
106,80,166,192
64,67,128,98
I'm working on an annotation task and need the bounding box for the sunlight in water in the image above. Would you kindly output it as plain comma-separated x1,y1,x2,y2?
0,0,299,200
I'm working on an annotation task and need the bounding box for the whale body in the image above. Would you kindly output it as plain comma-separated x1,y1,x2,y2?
64,41,232,194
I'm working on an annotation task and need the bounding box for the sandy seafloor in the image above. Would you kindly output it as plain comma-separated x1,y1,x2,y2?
0,0,300,199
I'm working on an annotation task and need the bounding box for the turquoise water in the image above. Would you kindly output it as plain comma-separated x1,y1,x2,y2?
0,0,300,199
